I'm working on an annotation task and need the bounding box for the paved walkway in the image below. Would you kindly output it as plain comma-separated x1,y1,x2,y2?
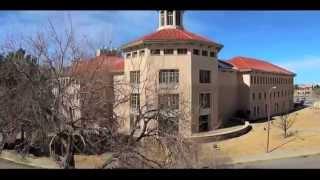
227,153,320,169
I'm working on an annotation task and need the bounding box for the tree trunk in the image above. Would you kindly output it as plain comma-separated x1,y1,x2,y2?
21,125,24,141
62,135,75,169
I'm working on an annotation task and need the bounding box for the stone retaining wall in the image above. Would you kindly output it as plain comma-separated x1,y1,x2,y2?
189,121,252,143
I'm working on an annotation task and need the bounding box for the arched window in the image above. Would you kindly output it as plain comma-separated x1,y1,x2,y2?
167,11,173,25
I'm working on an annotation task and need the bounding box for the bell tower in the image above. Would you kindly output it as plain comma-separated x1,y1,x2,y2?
158,10,184,30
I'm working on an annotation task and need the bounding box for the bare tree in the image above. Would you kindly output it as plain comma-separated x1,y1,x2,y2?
0,15,201,169
275,112,297,138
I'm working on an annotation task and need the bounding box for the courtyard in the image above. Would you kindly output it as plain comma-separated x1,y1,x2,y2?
198,105,320,167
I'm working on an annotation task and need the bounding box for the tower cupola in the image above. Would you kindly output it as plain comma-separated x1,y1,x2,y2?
158,10,184,30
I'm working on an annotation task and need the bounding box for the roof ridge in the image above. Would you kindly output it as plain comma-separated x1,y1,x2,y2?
180,29,196,40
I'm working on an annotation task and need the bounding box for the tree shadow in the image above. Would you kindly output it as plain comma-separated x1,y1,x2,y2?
268,137,297,153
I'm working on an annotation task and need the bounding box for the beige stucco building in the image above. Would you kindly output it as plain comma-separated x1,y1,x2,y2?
113,10,296,138
65,10,295,139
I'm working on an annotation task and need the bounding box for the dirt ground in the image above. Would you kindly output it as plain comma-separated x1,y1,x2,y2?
197,106,320,167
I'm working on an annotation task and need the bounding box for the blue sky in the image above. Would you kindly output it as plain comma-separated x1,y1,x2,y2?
0,11,320,84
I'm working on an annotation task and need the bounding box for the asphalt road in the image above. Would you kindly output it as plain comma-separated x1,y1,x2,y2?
0,159,35,169
227,154,320,169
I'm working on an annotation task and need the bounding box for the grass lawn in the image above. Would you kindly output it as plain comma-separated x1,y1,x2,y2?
197,107,320,166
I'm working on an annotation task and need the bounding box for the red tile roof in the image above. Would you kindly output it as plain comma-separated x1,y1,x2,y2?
228,56,295,75
71,55,124,75
124,28,221,48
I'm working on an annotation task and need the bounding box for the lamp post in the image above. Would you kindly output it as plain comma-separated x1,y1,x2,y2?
266,86,277,153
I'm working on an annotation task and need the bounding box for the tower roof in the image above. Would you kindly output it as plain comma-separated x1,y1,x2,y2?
122,28,222,50
228,56,295,75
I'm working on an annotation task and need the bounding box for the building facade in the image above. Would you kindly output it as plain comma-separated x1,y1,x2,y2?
113,10,296,138
65,10,296,138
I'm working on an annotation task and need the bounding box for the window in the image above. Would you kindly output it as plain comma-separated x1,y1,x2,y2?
258,92,262,100
253,106,256,116
164,49,174,55
167,10,173,25
160,11,165,26
252,93,255,100
253,76,256,84
159,94,179,110
200,93,211,108
199,115,209,132
199,70,211,83
130,93,140,111
159,69,179,84
265,104,268,114
251,76,253,84
210,51,215,57
278,91,280,97
159,117,178,135
274,92,276,98
193,49,199,55
139,50,145,56
176,11,181,26
151,49,160,55
202,50,208,56
257,106,260,116
130,71,140,84
132,51,138,58
130,114,140,130
264,92,267,99
177,48,187,55
126,53,131,58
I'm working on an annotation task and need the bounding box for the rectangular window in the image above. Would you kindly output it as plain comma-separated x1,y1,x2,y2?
193,49,199,55
164,49,174,55
130,114,140,130
151,49,161,55
258,92,262,100
139,50,145,56
130,71,140,84
200,93,211,108
199,70,211,83
202,50,208,56
132,51,138,58
158,117,178,136
159,94,179,110
126,53,131,58
210,51,215,57
177,48,188,55
130,93,140,111
159,69,179,84
160,11,165,26
252,93,255,100
199,115,209,132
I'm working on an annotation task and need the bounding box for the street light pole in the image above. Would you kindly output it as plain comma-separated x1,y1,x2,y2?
267,86,277,153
